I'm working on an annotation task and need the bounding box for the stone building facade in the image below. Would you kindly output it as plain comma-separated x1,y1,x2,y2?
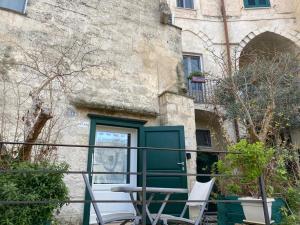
0,0,197,224
167,0,300,157
1,0,300,224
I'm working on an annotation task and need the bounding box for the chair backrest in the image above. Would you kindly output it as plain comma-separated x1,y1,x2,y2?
186,178,215,207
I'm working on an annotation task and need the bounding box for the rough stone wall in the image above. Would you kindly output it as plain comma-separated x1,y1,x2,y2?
195,112,225,152
296,0,300,30
0,0,183,117
0,1,196,224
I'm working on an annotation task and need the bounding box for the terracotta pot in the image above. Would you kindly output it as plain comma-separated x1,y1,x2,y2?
191,76,206,83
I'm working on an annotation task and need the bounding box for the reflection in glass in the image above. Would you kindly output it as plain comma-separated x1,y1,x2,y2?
93,130,130,184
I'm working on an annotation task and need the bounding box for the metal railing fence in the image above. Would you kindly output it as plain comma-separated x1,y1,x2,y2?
0,141,271,225
187,79,219,104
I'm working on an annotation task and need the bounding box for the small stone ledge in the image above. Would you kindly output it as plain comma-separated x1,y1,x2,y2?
70,99,159,118
158,90,194,100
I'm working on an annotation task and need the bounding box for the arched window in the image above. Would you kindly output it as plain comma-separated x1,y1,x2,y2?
0,0,28,14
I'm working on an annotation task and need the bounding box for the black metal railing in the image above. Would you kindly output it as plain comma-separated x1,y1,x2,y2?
0,142,272,225
187,79,219,104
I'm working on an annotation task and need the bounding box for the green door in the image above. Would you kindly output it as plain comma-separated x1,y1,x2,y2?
139,126,188,217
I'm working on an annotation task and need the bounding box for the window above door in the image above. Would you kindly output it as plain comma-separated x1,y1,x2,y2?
244,0,270,8
0,0,28,14
183,55,203,78
177,0,194,9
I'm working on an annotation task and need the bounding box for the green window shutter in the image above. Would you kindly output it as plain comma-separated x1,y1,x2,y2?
244,0,270,8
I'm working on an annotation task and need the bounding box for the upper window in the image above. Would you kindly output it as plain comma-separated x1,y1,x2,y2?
177,0,194,9
244,0,270,8
183,55,203,78
196,130,212,147
0,0,28,14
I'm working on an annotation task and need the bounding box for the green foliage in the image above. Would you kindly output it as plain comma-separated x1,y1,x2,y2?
214,52,300,134
279,182,300,225
216,140,300,224
187,71,207,79
0,161,69,225
216,140,274,197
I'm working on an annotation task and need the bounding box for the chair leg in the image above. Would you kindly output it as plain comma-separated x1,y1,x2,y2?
134,216,141,225
163,218,168,225
194,206,206,225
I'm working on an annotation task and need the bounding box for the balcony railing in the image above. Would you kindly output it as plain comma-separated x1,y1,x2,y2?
187,79,219,104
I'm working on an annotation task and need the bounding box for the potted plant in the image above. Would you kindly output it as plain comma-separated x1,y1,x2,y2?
216,140,276,224
188,71,207,83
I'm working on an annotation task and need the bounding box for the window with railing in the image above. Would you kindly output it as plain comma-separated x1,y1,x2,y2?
244,0,270,8
0,0,28,14
183,55,202,77
177,0,194,9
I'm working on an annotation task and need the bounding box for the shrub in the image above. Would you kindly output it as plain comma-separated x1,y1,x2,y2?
0,161,69,225
215,140,274,197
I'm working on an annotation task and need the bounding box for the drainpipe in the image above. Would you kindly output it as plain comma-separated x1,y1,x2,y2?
220,0,240,141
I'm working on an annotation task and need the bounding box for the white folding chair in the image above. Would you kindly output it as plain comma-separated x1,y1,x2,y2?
152,178,215,225
83,174,135,225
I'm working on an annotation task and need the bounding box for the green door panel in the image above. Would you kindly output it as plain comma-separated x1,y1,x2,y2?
139,126,188,217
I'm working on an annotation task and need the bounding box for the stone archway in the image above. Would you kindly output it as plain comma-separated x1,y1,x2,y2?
236,29,300,149
238,31,300,68
236,28,300,60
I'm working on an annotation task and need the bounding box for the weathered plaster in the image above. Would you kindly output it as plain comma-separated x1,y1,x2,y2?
0,1,197,224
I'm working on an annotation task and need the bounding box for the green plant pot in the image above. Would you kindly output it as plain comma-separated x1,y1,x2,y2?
217,196,285,225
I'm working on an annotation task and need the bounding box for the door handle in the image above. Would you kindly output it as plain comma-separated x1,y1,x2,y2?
177,162,185,166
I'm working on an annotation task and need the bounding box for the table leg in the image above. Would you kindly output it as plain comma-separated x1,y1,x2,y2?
152,193,171,225
146,193,155,223
130,192,141,216
138,192,156,223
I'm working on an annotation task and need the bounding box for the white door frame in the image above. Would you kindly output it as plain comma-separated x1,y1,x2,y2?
90,125,138,224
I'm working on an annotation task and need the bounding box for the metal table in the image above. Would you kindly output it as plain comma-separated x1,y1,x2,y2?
111,186,188,225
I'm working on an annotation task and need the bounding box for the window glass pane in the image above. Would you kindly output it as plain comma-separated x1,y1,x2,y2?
196,130,212,147
247,0,256,5
185,0,194,9
258,0,267,5
191,56,201,72
177,0,184,7
183,56,190,78
93,131,130,184
0,0,26,13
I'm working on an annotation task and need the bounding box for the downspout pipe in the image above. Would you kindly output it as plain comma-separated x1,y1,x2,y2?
220,0,232,76
220,0,240,141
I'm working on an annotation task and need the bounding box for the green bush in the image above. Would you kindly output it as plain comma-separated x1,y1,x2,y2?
0,161,69,225
216,140,274,197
